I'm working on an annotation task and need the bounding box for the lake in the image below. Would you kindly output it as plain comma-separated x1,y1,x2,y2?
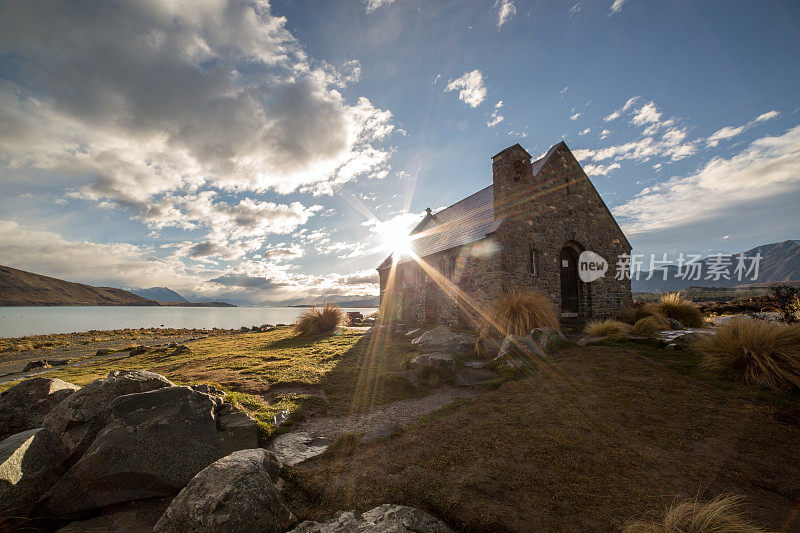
0,306,377,338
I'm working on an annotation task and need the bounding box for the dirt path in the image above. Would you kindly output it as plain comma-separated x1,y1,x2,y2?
297,386,478,438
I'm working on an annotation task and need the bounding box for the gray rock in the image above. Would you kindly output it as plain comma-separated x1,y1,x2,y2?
55,498,172,533
0,428,66,517
95,348,113,356
667,318,684,330
191,383,225,396
475,337,503,359
273,409,291,427
0,377,79,441
453,368,498,387
464,360,488,369
269,431,330,466
23,359,50,371
43,369,174,464
217,402,260,456
384,370,422,392
41,386,222,516
529,327,566,351
289,504,452,532
128,345,148,356
409,352,456,380
576,335,607,346
154,449,292,533
404,328,423,339
494,335,545,367
410,326,476,357
170,345,191,356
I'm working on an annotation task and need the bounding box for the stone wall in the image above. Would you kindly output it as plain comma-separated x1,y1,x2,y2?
378,142,633,327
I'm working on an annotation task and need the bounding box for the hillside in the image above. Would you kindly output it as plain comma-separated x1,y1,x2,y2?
632,239,800,292
0,265,158,306
129,286,188,302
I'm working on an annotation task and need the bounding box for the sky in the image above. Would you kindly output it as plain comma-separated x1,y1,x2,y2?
0,0,799,305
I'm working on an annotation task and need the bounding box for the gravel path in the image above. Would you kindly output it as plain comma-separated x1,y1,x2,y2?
297,386,478,438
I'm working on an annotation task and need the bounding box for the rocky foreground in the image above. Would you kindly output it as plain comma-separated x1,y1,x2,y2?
0,368,453,532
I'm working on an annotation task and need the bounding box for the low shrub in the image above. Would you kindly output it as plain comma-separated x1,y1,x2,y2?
476,289,559,356
294,303,344,336
584,319,630,337
656,293,704,328
693,318,800,390
630,314,671,336
618,302,661,325
623,494,767,533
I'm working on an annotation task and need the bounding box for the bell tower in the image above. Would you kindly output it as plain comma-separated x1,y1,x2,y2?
491,143,532,219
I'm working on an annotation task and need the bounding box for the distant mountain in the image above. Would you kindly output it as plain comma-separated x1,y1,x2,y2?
129,287,188,302
632,240,800,292
0,265,157,306
285,295,380,308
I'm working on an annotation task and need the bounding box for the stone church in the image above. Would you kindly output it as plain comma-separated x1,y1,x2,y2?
377,141,633,327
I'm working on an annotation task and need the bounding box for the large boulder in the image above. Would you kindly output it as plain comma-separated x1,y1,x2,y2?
492,327,565,368
154,449,293,533
43,370,173,464
41,386,225,516
0,377,79,441
410,326,476,357
290,504,452,532
529,327,566,351
217,403,260,455
0,428,65,517
409,352,456,382
269,431,330,466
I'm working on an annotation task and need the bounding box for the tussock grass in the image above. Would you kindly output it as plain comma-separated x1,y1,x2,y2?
623,495,767,533
476,289,559,356
294,303,344,336
656,293,704,328
618,302,662,325
693,318,800,391
630,315,671,336
584,319,631,337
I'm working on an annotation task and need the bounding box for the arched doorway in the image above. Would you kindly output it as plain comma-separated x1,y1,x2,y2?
560,246,579,316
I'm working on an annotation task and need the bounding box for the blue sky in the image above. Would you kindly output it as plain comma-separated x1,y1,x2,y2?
0,0,799,305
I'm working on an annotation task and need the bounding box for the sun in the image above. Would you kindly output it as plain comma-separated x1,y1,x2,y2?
379,222,414,257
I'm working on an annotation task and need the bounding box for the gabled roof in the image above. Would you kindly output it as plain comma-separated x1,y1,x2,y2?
377,141,583,270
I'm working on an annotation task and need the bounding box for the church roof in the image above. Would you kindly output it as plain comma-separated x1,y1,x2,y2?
378,142,569,270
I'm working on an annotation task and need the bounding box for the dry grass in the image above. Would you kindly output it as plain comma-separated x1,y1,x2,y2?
618,302,662,325
693,318,800,391
623,495,768,533
294,303,344,336
630,314,671,336
584,318,631,337
481,289,559,336
656,293,705,328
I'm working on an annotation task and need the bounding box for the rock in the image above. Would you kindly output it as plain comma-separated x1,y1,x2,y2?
361,425,403,444
95,348,113,356
289,504,452,533
154,449,293,533
23,359,51,371
346,311,364,324
404,328,423,339
43,369,174,464
409,352,456,380
667,318,683,329
410,326,476,357
273,410,291,427
170,345,191,356
475,337,503,359
55,499,172,533
0,428,66,517
49,359,71,367
464,360,488,369
276,323,287,327
191,383,225,396
269,431,330,466
0,377,79,441
128,345,148,356
41,386,222,516
240,326,250,332
384,370,422,392
453,368,498,387
217,402,260,456
529,327,566,351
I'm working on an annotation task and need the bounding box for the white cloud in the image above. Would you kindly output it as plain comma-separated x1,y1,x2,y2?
610,0,628,14
631,101,662,126
570,113,581,121
561,86,568,98
364,0,397,12
600,129,612,139
495,0,517,29
570,3,582,14
0,1,394,210
583,163,621,176
445,70,487,108
487,101,504,127
706,109,780,147
613,126,800,234
579,128,591,135
604,96,639,121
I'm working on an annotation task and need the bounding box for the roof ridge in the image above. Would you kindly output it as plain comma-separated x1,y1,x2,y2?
433,184,493,217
